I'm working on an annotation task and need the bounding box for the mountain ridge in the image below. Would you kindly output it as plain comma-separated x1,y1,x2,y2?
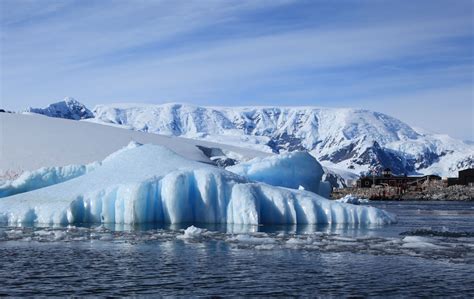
90,102,473,178
23,99,474,179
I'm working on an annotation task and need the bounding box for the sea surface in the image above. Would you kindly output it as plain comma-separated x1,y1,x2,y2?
1,201,473,297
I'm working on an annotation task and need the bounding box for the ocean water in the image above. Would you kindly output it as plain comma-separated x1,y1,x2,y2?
1,201,473,297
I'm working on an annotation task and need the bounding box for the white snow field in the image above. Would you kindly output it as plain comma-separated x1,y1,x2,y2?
0,113,268,173
0,143,396,226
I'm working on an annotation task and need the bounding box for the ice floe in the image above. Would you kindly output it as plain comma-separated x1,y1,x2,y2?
2,225,472,263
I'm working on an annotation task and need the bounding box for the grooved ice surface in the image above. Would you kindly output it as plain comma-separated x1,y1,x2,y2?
0,143,396,226
226,151,323,194
0,163,99,198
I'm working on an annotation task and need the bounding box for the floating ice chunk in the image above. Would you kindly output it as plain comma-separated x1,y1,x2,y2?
335,194,370,205
331,236,357,242
226,151,323,194
0,162,100,198
254,244,276,250
286,237,311,245
99,235,114,241
0,144,396,226
179,225,205,239
53,231,67,241
228,234,277,244
401,236,444,249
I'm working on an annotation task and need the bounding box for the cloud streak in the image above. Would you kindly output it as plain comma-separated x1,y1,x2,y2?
1,0,473,140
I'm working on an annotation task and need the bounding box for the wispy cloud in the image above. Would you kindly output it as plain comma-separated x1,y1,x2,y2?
1,0,473,139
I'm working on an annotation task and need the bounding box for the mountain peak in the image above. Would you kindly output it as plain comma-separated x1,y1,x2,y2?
63,96,79,104
26,97,93,120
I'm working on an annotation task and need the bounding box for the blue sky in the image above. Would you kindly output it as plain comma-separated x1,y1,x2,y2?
1,0,473,140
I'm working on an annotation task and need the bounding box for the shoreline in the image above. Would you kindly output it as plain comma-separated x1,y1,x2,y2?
332,198,474,201
331,185,474,201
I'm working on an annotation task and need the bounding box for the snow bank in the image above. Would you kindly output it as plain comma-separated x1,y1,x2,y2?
0,143,396,226
335,194,370,205
226,152,324,194
0,163,99,198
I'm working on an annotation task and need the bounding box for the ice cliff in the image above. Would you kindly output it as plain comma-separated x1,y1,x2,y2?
0,143,396,226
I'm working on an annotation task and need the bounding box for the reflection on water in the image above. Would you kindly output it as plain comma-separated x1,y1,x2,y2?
5,220,392,236
1,201,474,296
103,222,390,236
1,221,392,242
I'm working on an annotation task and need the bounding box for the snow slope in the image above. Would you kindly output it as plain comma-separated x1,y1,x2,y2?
92,103,474,177
0,143,395,226
0,113,268,174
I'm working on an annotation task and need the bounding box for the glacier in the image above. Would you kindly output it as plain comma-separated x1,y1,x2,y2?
0,143,395,226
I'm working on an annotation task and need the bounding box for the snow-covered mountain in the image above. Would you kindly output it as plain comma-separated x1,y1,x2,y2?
89,103,473,178
26,97,93,120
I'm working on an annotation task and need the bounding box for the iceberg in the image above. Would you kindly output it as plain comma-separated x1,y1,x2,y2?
178,225,205,239
0,143,396,226
317,181,332,198
226,152,324,194
0,163,99,198
335,194,370,205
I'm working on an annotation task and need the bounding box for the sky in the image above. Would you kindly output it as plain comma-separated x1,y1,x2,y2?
0,0,473,140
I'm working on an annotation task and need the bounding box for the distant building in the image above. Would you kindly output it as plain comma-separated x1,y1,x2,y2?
459,169,474,186
446,168,474,186
445,177,459,186
357,168,441,188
